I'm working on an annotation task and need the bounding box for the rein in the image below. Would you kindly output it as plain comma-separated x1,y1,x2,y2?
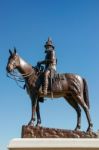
6,69,34,89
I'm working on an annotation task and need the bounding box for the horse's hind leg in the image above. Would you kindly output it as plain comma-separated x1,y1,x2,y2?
64,96,81,131
82,102,93,132
74,95,93,132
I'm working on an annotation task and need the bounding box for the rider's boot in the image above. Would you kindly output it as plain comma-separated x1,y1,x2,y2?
43,76,48,96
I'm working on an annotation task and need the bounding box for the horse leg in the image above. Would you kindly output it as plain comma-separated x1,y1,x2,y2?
82,103,93,132
28,96,37,126
64,96,81,131
36,100,41,127
74,95,93,132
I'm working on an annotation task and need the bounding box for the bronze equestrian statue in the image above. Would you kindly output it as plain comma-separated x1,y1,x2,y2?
6,41,93,132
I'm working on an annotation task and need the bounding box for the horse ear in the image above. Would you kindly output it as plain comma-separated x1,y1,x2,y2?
14,47,16,54
9,49,12,56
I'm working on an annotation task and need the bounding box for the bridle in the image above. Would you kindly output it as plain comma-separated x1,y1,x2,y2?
6,54,34,89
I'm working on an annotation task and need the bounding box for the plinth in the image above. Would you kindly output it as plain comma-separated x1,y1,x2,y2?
8,138,99,150
22,126,97,138
8,126,99,150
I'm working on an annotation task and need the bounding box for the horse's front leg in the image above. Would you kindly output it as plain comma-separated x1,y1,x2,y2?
28,96,37,126
36,100,41,127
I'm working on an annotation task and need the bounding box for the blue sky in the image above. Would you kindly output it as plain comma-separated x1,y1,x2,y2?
0,0,99,149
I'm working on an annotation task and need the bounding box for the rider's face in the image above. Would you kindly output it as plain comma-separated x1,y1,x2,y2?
45,46,52,52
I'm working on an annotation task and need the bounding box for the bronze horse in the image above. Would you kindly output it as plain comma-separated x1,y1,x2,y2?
6,49,93,132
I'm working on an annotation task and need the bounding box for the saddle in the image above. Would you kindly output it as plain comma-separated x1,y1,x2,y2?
39,71,66,95
50,73,66,92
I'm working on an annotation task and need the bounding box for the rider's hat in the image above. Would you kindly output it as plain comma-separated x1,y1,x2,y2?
44,37,55,49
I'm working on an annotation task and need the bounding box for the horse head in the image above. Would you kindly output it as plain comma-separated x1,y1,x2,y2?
6,48,20,73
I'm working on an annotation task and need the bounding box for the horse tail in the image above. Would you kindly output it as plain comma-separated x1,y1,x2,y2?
83,78,90,109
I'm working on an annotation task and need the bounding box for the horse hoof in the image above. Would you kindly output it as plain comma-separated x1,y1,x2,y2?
75,128,80,131
86,127,93,133
28,121,34,126
86,123,93,132
74,125,81,131
28,123,34,126
36,123,41,127
74,128,80,132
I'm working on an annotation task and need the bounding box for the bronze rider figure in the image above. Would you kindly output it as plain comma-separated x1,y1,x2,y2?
37,38,57,95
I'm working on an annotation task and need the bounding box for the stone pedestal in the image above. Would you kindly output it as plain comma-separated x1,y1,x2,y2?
22,126,97,138
8,138,99,150
8,127,99,150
